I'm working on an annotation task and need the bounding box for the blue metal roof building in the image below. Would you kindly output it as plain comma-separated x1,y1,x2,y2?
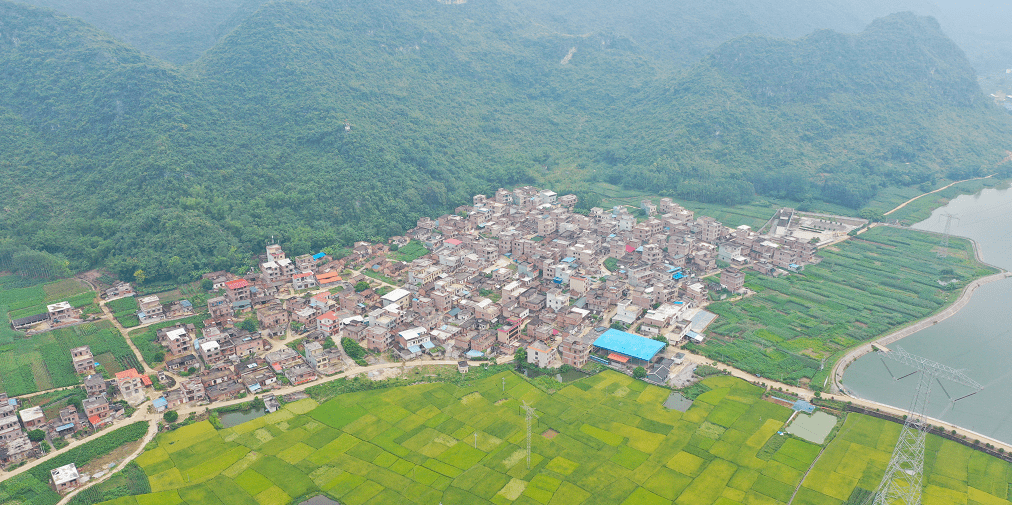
592,329,666,362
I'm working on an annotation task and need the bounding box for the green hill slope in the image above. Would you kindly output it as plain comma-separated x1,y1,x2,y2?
599,13,1012,206
0,1,1009,283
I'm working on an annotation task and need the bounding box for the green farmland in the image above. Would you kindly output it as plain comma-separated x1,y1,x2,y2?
0,276,98,334
0,321,137,396
87,371,1012,505
693,226,996,386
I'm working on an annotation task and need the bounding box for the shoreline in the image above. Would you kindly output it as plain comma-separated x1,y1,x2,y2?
830,233,1009,396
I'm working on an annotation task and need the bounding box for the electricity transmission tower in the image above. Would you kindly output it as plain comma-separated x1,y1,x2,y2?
870,347,982,505
521,401,539,469
937,213,959,257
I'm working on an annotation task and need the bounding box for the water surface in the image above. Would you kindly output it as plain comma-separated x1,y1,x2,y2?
842,187,1012,443
219,409,266,428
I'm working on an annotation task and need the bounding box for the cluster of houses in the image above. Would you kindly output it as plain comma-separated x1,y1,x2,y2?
170,187,824,382
0,347,144,468
187,187,821,379
1,186,834,474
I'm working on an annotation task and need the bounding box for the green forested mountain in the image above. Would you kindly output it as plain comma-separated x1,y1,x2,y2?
598,13,1012,207
0,0,1009,283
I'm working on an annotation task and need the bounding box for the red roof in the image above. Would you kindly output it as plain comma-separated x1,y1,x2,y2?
115,368,141,380
88,415,101,425
317,271,342,283
446,238,463,246
115,368,152,386
625,244,635,253
225,279,249,290
607,353,630,363
293,272,313,279
317,311,338,322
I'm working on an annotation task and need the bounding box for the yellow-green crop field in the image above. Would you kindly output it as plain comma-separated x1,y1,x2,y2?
101,371,1012,505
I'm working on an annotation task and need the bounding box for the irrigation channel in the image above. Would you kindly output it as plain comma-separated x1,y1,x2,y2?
842,186,1012,443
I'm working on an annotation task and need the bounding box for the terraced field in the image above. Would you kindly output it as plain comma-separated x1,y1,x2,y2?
90,371,1012,505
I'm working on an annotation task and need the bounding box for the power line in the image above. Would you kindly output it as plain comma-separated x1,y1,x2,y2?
868,347,982,505
937,213,959,258
521,401,538,469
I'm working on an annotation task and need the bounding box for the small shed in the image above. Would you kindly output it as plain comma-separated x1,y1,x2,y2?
457,361,469,374
792,400,816,414
152,397,168,413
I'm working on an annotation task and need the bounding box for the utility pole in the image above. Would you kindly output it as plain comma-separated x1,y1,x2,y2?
521,401,539,469
870,347,982,505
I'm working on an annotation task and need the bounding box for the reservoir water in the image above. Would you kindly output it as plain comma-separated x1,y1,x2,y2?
842,186,1012,443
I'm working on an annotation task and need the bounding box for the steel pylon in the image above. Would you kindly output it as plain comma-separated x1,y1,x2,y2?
870,347,981,505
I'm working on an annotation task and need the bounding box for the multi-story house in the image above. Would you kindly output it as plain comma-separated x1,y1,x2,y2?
70,346,95,375
207,296,231,318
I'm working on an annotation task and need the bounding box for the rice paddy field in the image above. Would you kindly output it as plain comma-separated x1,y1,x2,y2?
694,226,996,386
92,371,1012,505
0,321,137,396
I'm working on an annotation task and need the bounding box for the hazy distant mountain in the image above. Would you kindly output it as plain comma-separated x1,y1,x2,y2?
10,0,269,64
0,0,1009,283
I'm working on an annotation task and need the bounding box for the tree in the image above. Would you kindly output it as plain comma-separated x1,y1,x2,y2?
38,441,50,454
633,366,647,379
514,346,528,366
354,281,370,292
163,410,179,422
239,317,259,333
389,243,399,251
27,429,45,442
859,209,883,223
200,278,214,291
133,269,146,285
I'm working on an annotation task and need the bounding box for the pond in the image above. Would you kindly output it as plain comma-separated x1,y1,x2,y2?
218,409,266,428
786,411,837,444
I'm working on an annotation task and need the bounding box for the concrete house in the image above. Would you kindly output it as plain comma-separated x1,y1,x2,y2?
137,295,163,323
82,395,111,427
527,341,557,369
51,463,80,493
70,346,95,375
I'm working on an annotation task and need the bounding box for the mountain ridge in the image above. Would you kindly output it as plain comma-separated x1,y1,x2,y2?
0,0,1009,283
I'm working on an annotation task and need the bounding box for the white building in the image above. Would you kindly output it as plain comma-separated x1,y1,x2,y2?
381,288,412,309
527,341,557,369
51,463,80,493
546,289,569,312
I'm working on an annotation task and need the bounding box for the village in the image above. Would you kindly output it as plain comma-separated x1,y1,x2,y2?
1,187,862,492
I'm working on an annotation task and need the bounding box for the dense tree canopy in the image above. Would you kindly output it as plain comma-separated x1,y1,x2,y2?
0,1,1009,283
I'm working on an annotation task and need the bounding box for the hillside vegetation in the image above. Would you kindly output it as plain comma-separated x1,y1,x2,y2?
0,0,1010,283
